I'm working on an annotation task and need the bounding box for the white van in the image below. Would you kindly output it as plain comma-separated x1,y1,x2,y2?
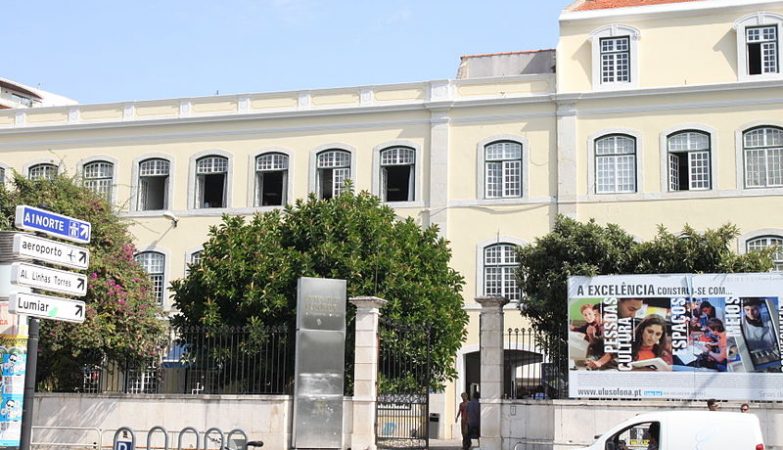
577,410,765,450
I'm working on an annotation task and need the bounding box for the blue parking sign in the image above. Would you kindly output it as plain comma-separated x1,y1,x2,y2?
14,205,91,244
115,441,134,450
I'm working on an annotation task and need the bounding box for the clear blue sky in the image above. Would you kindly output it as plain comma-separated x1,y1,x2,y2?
5,1,573,105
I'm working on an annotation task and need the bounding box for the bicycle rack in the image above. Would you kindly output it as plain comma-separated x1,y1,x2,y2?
177,426,200,450
204,427,224,449
146,425,169,450
112,427,136,450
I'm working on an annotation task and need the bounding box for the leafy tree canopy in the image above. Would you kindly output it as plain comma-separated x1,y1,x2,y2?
171,190,468,386
0,173,166,390
517,215,774,338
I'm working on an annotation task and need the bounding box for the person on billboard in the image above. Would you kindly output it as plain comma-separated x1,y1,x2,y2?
698,318,728,371
630,314,673,370
691,300,717,332
572,303,603,342
585,298,643,370
741,298,777,350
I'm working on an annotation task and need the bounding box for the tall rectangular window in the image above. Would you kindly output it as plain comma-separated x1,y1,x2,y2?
600,36,630,83
138,159,170,211
195,156,228,208
380,147,415,202
135,251,165,305
484,243,521,302
485,141,522,199
255,153,288,207
317,150,351,200
744,127,783,188
667,131,711,191
595,135,636,194
0,167,4,184
83,161,114,201
747,26,779,75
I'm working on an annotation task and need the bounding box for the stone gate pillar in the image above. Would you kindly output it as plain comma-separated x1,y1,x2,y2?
350,296,387,450
476,296,508,450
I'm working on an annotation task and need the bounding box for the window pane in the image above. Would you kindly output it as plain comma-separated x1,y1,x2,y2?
747,236,783,271
600,36,630,84
139,159,170,176
595,136,636,193
29,164,57,180
380,147,415,166
0,167,4,183
256,153,288,171
84,161,114,200
689,151,711,189
196,156,228,174
135,252,165,305
485,142,522,198
484,243,521,301
744,128,783,187
486,162,502,198
317,150,350,168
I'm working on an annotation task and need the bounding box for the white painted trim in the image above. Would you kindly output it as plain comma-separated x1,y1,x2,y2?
187,149,234,210
475,135,531,202
586,129,644,198
0,162,9,184
76,155,120,207
736,121,783,190
738,228,783,253
130,153,176,213
474,237,528,303
371,140,423,205
589,24,640,91
734,12,783,82
308,144,358,198
23,159,62,179
184,246,204,274
133,247,172,311
560,0,783,22
448,197,555,208
247,148,294,208
657,125,719,194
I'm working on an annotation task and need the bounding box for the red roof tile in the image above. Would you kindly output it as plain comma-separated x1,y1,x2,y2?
571,0,702,11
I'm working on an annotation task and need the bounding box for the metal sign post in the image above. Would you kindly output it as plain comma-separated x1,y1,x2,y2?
6,206,92,450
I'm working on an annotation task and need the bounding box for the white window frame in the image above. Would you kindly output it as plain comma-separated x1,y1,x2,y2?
479,242,522,304
254,152,289,207
248,149,293,209
134,157,172,212
27,163,58,181
185,247,204,274
659,125,718,195
372,141,423,207
135,250,168,307
476,135,530,204
475,237,526,308
734,12,783,81
379,146,416,203
81,158,116,203
187,150,233,211
0,163,8,185
665,130,712,192
740,230,783,271
741,126,783,189
590,24,640,91
309,145,356,200
593,134,637,194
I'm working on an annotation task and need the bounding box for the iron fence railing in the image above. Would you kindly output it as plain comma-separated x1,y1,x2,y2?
77,325,296,395
504,328,568,399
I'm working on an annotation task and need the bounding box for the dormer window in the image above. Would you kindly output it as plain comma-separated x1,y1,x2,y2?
735,13,783,81
590,24,640,90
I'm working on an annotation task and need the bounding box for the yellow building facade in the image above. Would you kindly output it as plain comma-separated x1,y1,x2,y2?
2,0,783,437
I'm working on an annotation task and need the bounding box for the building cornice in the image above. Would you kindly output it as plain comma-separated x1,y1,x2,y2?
560,0,783,22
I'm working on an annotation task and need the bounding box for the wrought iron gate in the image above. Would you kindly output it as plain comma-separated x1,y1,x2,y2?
376,318,432,449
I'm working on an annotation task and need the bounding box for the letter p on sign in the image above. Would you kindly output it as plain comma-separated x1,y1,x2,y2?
115,441,133,450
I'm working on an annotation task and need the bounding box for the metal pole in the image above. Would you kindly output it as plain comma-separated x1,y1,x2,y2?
20,317,39,450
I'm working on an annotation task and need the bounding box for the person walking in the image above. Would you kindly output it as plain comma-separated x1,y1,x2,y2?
456,392,470,450
466,391,481,448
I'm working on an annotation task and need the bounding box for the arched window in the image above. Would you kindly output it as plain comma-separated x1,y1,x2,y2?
747,235,783,271
28,163,57,180
484,141,522,199
743,127,783,188
667,131,711,191
380,147,415,202
255,153,288,206
135,251,166,305
195,155,228,208
0,167,4,184
483,243,521,302
137,158,170,211
83,161,114,201
595,134,636,194
316,150,351,200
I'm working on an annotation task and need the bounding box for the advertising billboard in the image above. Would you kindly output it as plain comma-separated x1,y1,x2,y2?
568,273,783,400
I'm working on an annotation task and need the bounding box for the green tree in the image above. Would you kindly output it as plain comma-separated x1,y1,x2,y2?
0,173,166,390
517,215,774,339
171,190,468,388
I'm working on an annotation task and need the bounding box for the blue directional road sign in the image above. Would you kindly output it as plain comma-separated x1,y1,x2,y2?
14,205,92,244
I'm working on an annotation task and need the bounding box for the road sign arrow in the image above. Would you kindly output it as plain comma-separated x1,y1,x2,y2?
79,224,90,239
75,304,84,317
77,278,85,290
79,251,87,263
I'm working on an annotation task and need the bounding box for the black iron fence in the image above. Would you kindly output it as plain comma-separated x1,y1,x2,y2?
79,325,296,395
504,327,568,399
